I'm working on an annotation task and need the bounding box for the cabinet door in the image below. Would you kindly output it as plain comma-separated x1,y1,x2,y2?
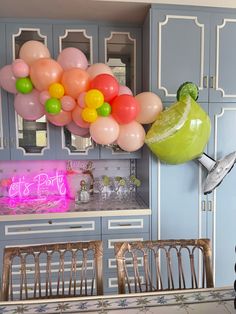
52,23,100,160
0,23,10,160
209,14,236,102
150,8,210,103
5,23,57,160
99,25,142,159
207,102,236,287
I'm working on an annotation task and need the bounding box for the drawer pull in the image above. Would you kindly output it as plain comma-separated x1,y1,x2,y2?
118,223,132,227
69,225,82,229
13,228,32,232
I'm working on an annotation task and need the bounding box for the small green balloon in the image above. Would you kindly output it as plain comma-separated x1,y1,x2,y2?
15,77,33,94
97,102,111,116
45,98,61,115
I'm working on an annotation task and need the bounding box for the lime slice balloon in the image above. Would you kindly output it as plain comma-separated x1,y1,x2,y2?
177,82,199,101
145,96,211,164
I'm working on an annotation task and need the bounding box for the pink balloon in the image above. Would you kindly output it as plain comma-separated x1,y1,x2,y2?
0,65,17,93
135,92,163,124
72,105,90,128
19,40,51,66
77,92,86,108
39,90,50,105
46,110,72,126
87,63,114,80
90,116,120,145
11,59,29,78
117,121,146,152
118,85,133,96
30,58,63,91
66,121,90,137
61,95,76,112
57,47,88,70
14,89,45,120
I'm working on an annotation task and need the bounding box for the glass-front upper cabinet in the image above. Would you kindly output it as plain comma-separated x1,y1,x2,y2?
5,23,56,160
53,24,100,159
99,26,142,159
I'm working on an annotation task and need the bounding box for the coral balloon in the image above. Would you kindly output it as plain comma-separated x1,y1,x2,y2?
111,94,140,124
82,107,98,123
57,47,88,70
87,63,114,79
39,90,50,105
19,40,50,66
61,95,76,112
11,59,29,78
85,89,104,109
30,58,63,91
90,74,119,102
72,106,90,128
66,121,90,137
118,85,133,96
135,92,163,124
77,92,86,108
14,89,45,120
0,65,17,93
90,116,119,145
49,82,65,98
117,121,146,152
46,110,72,126
61,68,90,99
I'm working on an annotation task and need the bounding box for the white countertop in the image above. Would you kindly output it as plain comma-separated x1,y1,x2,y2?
0,194,151,221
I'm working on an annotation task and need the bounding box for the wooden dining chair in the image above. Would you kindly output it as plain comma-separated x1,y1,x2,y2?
114,238,213,294
1,240,103,300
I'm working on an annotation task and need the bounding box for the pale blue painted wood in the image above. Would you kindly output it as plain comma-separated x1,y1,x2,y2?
5,23,57,160
150,8,210,103
209,14,236,102
0,23,10,160
207,102,236,287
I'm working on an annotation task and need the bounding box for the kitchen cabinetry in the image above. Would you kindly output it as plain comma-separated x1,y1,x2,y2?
150,6,236,103
143,4,236,287
0,19,142,160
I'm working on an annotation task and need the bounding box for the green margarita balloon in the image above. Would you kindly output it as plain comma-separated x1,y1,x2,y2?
145,96,211,164
16,77,33,94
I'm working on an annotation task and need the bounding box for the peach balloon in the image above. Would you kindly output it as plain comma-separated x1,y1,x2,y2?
46,110,72,126
30,58,63,91
19,40,50,66
77,92,86,108
117,121,146,152
72,105,90,128
61,68,90,99
90,116,119,145
87,63,114,80
135,92,163,124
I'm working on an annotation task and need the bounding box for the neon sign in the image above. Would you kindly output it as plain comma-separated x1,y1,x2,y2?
8,172,67,198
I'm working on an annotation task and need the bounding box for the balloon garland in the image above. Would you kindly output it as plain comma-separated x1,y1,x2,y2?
0,40,163,153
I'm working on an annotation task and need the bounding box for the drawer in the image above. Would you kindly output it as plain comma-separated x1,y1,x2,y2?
1,217,101,240
102,232,150,255
102,215,150,234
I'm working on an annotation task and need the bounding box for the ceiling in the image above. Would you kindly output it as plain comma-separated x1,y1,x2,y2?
1,0,236,24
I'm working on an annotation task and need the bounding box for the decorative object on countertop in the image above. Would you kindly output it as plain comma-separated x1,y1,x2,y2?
81,161,94,195
75,179,90,204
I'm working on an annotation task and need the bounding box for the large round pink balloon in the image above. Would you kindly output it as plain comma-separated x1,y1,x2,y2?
30,58,63,91
57,47,88,70
117,121,146,152
66,121,90,137
14,89,45,120
46,110,72,126
135,92,163,124
19,40,51,66
0,65,17,94
87,63,114,80
90,116,119,145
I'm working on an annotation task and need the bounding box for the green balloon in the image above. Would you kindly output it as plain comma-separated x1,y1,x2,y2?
45,98,61,115
145,96,211,164
15,77,33,94
97,102,111,116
